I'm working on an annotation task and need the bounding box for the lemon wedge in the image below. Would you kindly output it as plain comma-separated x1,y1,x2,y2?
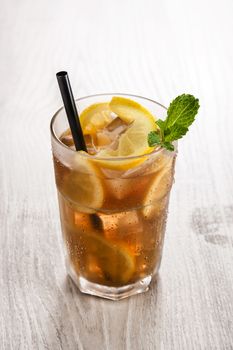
78,97,157,170
109,96,156,125
60,156,104,213
142,156,174,218
81,233,135,285
80,102,112,135
95,97,157,169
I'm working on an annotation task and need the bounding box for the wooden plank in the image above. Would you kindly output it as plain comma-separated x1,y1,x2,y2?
0,0,233,349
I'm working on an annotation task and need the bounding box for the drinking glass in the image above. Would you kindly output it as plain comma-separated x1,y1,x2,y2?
50,94,176,300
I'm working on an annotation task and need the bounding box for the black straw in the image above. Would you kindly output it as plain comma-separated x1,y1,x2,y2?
56,71,103,231
56,71,87,152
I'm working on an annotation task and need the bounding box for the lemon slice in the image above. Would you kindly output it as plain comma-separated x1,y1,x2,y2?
61,156,104,213
80,102,112,135
109,96,156,125
96,97,157,170
81,233,135,285
142,157,174,218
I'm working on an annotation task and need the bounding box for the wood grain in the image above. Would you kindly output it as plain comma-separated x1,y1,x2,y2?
1,0,233,349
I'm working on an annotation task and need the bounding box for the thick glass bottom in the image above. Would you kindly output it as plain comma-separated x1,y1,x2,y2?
68,265,152,300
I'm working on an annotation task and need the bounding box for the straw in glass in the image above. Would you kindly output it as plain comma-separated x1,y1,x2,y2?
56,71,102,230
56,71,87,152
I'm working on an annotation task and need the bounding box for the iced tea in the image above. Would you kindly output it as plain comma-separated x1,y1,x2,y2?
51,94,176,300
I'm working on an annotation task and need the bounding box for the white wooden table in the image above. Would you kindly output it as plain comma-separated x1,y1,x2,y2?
1,0,233,349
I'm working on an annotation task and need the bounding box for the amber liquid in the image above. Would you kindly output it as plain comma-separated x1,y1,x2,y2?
54,153,174,287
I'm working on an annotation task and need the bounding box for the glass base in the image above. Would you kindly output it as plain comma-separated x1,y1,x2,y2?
68,266,152,300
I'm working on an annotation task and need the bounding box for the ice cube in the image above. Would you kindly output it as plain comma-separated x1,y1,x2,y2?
93,117,130,153
60,132,74,147
96,132,112,147
106,177,132,200
100,210,142,241
106,117,129,132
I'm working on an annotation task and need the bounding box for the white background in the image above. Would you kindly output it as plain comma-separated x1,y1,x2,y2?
1,0,233,349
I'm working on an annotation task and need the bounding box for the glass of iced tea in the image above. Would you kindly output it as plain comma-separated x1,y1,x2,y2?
51,93,176,300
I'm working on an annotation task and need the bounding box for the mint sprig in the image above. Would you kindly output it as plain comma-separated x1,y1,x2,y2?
148,94,200,151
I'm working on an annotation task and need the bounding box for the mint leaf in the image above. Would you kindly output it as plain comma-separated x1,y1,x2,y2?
148,131,161,147
148,93,199,151
156,119,165,130
164,124,188,142
161,142,174,151
165,94,199,130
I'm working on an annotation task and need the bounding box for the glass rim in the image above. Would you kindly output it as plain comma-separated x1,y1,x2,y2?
50,92,170,161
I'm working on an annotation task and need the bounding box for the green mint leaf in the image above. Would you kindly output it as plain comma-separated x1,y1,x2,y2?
148,131,161,147
161,142,175,151
164,125,188,142
156,119,165,130
147,93,199,151
165,94,199,130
